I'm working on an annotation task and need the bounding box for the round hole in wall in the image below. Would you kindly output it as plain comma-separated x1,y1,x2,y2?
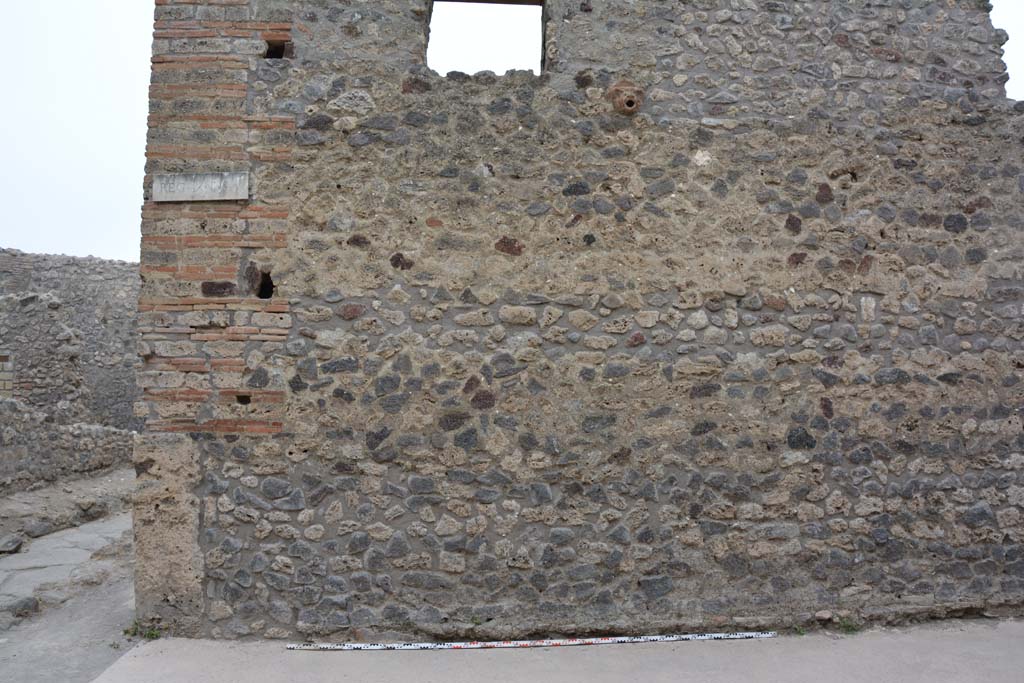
625,98,636,108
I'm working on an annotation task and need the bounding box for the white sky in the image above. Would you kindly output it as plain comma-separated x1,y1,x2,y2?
428,3,543,75
0,1,1020,263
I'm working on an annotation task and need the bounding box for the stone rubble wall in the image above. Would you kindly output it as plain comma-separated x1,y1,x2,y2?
0,399,133,495
135,0,1024,640
0,249,141,430
0,249,141,492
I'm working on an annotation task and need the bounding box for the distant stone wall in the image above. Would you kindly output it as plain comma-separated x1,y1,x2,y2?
0,399,133,494
0,249,140,491
0,249,140,430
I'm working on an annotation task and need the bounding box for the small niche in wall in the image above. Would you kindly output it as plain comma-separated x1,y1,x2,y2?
257,272,275,299
427,1,545,76
264,40,294,59
245,263,276,300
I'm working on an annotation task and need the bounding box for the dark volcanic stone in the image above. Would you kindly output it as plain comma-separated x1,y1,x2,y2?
961,502,995,529
201,281,236,297
390,252,414,270
495,236,525,256
812,369,840,388
582,415,616,433
787,427,817,450
470,390,496,410
785,214,803,234
0,534,23,554
439,412,471,432
247,367,270,389
322,357,359,373
689,383,721,398
943,214,969,233
874,368,912,385
260,477,292,500
454,428,478,451
274,489,306,511
408,476,436,494
563,180,592,196
691,421,717,436
366,427,392,450
815,183,834,204
385,533,411,558
299,113,334,131
638,575,673,600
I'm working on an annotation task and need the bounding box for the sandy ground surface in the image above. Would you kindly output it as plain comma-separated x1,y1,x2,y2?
94,619,1024,683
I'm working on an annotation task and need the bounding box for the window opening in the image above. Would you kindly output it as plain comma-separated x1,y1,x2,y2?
427,1,545,76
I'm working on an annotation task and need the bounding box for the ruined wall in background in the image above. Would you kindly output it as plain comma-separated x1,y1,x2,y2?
135,0,1024,640
0,249,141,429
0,249,140,491
0,399,133,495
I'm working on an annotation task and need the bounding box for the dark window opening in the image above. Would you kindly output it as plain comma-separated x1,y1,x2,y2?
264,40,293,59
236,395,252,406
427,1,545,76
257,272,275,299
246,263,276,300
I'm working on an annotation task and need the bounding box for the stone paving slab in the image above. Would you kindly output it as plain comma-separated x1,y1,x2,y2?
93,619,1024,683
0,511,136,682
0,513,130,609
0,468,135,538
0,560,136,683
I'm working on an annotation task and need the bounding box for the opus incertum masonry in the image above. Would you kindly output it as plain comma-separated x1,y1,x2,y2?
133,0,1024,640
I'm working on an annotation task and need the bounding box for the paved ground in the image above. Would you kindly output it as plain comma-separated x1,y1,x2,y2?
0,570,135,682
0,467,135,537
0,512,131,612
0,512,137,682
95,619,1023,683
